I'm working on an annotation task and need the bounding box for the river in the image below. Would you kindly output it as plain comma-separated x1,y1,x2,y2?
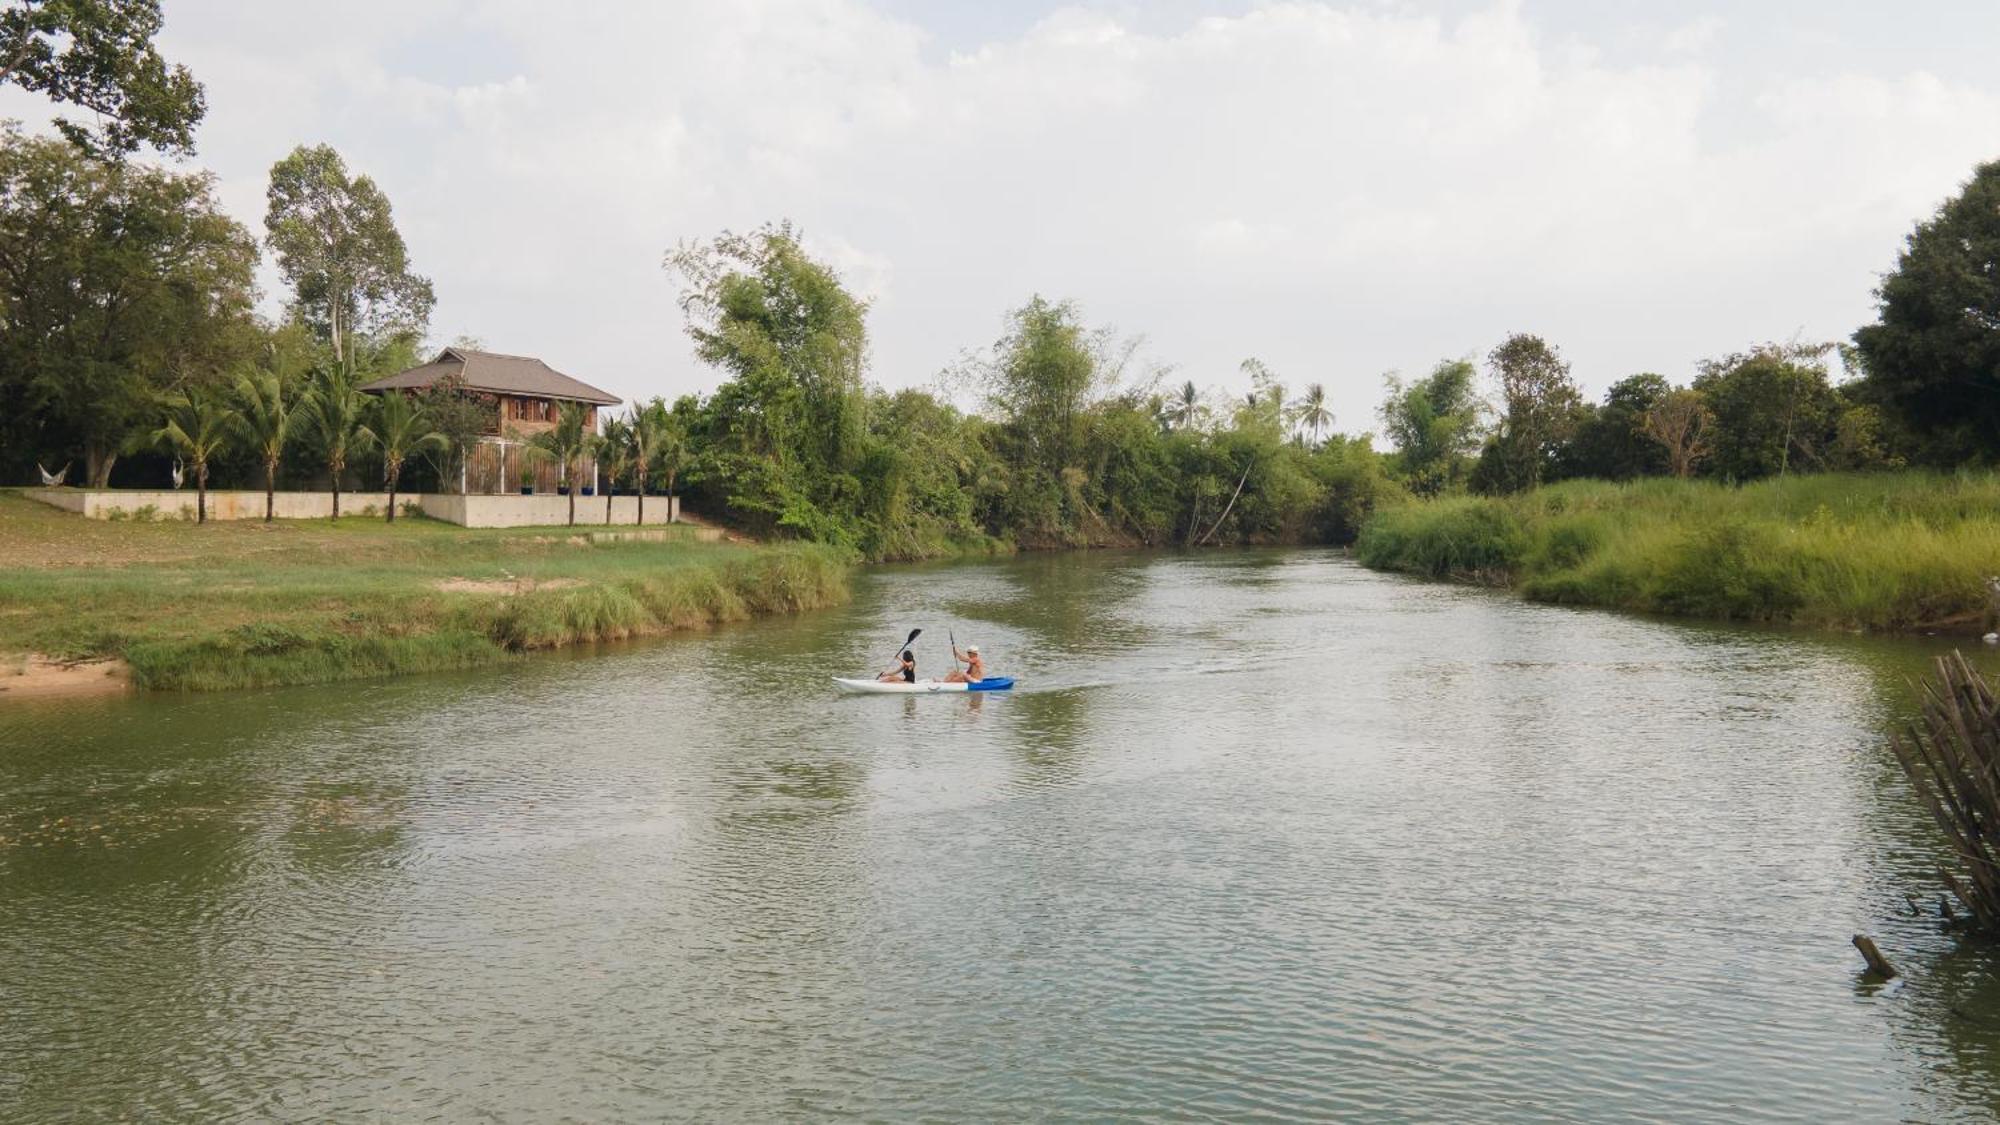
4,550,2000,1121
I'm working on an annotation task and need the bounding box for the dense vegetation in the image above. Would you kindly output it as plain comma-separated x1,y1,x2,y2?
1357,474,2000,631
659,225,1402,558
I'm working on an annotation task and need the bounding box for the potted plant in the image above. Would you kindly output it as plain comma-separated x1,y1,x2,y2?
518,458,535,495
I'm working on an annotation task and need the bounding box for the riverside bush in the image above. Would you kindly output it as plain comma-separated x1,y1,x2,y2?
1357,472,2000,631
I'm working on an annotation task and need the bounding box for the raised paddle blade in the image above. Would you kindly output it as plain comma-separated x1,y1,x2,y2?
905,628,922,646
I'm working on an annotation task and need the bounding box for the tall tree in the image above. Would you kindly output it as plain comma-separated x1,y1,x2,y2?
1164,379,1204,431
0,126,258,486
1854,159,2000,464
357,392,444,522
298,365,365,518
1292,383,1334,447
153,384,235,523
530,400,592,527
666,221,868,540
232,367,290,522
1377,359,1486,496
1639,389,1714,479
0,0,205,156
988,296,1098,477
1694,343,1841,480
264,144,434,372
1485,332,1583,491
594,414,633,523
1557,373,1671,481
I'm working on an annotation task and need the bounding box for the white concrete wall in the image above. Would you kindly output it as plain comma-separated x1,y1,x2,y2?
25,488,679,528
425,493,680,528
25,488,395,521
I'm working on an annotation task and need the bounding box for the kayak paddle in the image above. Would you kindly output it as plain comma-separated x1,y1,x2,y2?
884,627,921,672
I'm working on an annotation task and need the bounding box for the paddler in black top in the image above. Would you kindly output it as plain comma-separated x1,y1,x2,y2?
877,650,916,683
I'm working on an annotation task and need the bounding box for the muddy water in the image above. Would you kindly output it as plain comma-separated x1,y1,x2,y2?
3,550,1999,1121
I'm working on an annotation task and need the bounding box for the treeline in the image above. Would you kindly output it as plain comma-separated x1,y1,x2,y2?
657,225,1398,559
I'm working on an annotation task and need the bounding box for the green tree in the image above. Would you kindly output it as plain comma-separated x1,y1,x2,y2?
626,399,670,524
594,414,634,523
153,384,235,523
264,144,434,373
1377,359,1486,496
357,392,444,522
0,0,205,156
1853,159,2000,464
1163,379,1204,431
666,222,868,542
415,372,498,493
1557,373,1671,480
529,400,592,527
0,126,257,486
1292,382,1334,447
232,367,290,522
1484,332,1582,491
1694,344,1841,480
298,364,365,518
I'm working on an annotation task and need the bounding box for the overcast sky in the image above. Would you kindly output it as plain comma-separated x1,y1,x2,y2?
7,0,2000,430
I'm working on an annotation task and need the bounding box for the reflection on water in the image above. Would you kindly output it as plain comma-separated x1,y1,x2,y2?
4,550,2000,1120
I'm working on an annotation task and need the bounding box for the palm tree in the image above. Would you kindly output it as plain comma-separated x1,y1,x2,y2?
1167,380,1203,431
628,399,670,525
299,366,366,518
233,368,292,522
154,386,238,524
594,415,634,524
531,400,592,527
656,418,690,524
1292,383,1334,447
357,392,446,523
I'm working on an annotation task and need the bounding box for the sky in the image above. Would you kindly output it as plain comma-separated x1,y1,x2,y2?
7,0,2000,432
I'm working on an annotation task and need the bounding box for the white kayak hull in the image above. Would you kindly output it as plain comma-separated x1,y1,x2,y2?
832,676,1015,694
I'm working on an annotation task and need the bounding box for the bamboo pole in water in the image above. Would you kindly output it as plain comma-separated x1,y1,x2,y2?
1888,651,2000,935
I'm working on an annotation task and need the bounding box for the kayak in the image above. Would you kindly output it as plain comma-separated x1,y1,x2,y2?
832,676,1015,694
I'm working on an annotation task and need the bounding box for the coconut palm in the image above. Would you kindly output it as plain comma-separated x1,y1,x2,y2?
594,415,634,524
299,366,366,518
628,399,670,525
1166,380,1203,431
655,418,691,524
1292,383,1334,447
357,392,446,523
531,400,592,527
154,385,238,524
233,368,292,522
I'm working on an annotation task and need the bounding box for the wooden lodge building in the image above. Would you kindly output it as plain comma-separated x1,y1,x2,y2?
361,348,620,495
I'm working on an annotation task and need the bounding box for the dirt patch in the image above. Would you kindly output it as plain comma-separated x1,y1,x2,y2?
0,655,132,700
434,577,586,596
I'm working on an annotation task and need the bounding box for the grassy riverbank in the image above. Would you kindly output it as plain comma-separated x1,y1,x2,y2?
0,493,850,693
1354,472,2000,632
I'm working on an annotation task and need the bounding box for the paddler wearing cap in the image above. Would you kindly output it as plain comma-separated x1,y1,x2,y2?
944,642,986,684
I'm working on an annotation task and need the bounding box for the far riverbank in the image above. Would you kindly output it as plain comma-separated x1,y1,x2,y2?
1353,471,2000,633
0,493,849,695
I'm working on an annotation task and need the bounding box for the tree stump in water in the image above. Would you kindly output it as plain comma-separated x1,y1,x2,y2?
1853,935,1898,979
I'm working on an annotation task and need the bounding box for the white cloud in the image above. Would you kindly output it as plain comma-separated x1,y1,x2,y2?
7,0,1998,433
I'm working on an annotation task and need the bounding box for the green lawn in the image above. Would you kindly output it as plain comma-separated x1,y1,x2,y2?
1354,472,2000,632
0,492,850,691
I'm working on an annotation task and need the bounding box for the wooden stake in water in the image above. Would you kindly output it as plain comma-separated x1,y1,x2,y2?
1887,651,2000,936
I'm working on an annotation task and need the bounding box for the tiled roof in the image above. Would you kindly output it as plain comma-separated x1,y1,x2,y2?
360,348,621,406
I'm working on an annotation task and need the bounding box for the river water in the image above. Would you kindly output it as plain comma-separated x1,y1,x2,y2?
4,550,2000,1122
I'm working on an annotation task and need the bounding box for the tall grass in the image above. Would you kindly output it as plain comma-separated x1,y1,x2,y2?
1355,472,2000,631
0,493,853,692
